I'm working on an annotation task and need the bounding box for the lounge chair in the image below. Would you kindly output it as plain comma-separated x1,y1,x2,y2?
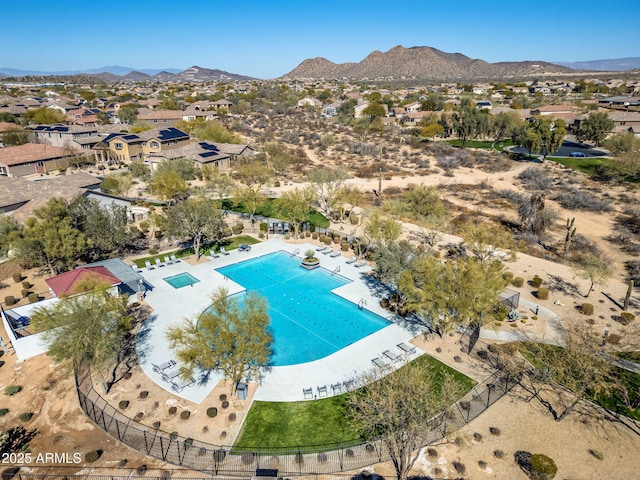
372,357,389,369
155,258,165,268
383,349,402,363
163,255,172,265
220,246,230,255
321,248,332,255
316,245,328,252
209,249,220,258
152,359,176,373
145,260,155,271
170,253,180,263
331,383,343,394
345,257,357,264
342,379,355,391
161,368,181,382
171,376,196,393
397,342,416,355
303,387,313,399
354,260,367,268
329,250,342,258
317,385,328,397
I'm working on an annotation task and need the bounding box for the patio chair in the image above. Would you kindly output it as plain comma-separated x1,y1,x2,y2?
354,260,367,268
372,357,389,369
383,349,402,363
345,257,357,264
155,258,165,268
209,249,220,259
342,379,355,391
145,260,155,271
397,342,416,355
316,245,328,252
171,376,196,393
170,253,180,263
317,385,328,397
331,383,343,394
152,359,176,373
329,250,342,258
303,387,313,399
161,368,181,382
220,246,230,255
163,255,173,265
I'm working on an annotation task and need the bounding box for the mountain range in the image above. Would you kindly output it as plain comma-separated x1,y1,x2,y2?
1,48,638,82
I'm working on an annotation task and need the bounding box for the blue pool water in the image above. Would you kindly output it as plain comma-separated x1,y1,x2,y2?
215,251,390,366
164,272,200,289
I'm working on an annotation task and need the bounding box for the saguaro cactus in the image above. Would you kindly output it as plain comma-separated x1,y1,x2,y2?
563,217,576,258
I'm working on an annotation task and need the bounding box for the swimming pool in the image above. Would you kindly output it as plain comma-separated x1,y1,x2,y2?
164,272,200,289
215,251,390,366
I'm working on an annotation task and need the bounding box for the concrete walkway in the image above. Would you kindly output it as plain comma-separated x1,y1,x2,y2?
136,237,426,403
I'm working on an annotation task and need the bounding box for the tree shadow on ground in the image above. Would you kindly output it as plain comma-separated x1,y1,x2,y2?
545,274,582,298
0,426,38,455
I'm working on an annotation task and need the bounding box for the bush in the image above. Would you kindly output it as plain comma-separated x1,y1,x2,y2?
512,277,524,287
620,312,636,325
84,450,102,463
536,287,549,300
4,385,21,396
494,449,504,459
18,412,33,422
589,449,604,460
221,400,229,409
152,421,161,430
13,272,22,283
581,303,594,315
136,465,147,475
168,406,177,415
21,281,30,289
219,394,227,402
473,432,483,442
28,293,39,303
531,275,543,288
139,391,149,399
228,412,236,422
0,408,7,416
530,453,557,479
503,271,514,281
21,288,30,298
180,410,191,420
489,427,501,436
232,225,243,235
317,452,328,463
241,452,255,465
206,407,218,418
118,400,129,410
452,460,466,474
4,296,16,306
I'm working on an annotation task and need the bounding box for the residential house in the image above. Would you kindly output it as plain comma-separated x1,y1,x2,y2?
0,143,76,177
136,109,185,127
530,105,574,116
28,124,103,152
93,127,191,163
476,101,493,110
211,99,234,111
147,141,232,171
66,108,101,126
606,111,640,135
404,102,422,113
297,97,322,108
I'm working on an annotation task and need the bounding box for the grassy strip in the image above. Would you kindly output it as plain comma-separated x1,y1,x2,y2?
222,198,330,229
233,355,475,449
132,235,261,268
548,156,613,175
446,139,513,151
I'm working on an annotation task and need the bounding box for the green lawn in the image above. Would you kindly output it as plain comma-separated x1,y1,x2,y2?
548,156,614,175
132,235,261,268
446,139,513,151
233,355,476,449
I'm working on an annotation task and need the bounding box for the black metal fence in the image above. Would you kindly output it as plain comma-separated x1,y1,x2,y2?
75,365,519,477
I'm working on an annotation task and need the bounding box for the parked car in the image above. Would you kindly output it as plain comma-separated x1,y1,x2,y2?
570,151,587,158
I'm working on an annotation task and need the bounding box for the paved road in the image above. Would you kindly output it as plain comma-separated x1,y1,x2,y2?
510,140,609,158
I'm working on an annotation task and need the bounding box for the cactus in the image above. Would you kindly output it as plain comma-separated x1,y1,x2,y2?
563,217,576,258
506,309,522,322
624,280,634,311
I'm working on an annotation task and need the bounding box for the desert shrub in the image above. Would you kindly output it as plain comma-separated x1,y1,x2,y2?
232,225,243,235
345,449,354,458
135,412,144,421
84,450,102,463
152,421,161,430
21,281,30,289
536,287,549,300
512,277,524,287
221,400,229,409
4,296,16,306
170,432,178,440
28,293,39,303
228,412,236,422
553,189,612,213
219,393,227,402
295,452,304,464
479,460,488,469
459,400,470,410
168,406,177,415
139,390,149,399
494,449,504,459
4,385,21,396
117,459,128,467
206,407,218,418
136,465,147,475
530,453,557,479
0,408,8,416
589,449,604,460
489,427,501,436
219,430,226,439
620,312,636,325
607,334,622,345
503,271,514,281
452,460,466,474
581,303,594,315
184,438,193,447
180,410,191,420
241,452,255,465
13,272,22,283
518,167,553,190
18,412,33,422
498,188,527,206
427,448,438,458
317,452,328,463
531,275,543,288
473,432,483,441
118,400,129,410
21,288,29,298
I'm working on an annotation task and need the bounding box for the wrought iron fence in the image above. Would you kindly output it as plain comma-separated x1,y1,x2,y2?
74,365,520,477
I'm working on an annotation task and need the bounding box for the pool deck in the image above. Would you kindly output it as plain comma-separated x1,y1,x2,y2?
136,238,426,403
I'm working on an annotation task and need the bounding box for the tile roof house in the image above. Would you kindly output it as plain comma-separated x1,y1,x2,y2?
28,124,103,152
137,109,186,127
147,141,232,171
45,266,121,298
0,143,76,177
93,127,190,163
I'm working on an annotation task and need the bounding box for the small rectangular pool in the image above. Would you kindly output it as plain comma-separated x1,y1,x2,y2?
164,272,200,289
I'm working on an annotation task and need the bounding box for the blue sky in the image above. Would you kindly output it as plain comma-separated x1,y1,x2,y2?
3,0,639,78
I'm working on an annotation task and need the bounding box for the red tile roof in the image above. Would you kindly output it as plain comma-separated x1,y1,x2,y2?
45,266,121,297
